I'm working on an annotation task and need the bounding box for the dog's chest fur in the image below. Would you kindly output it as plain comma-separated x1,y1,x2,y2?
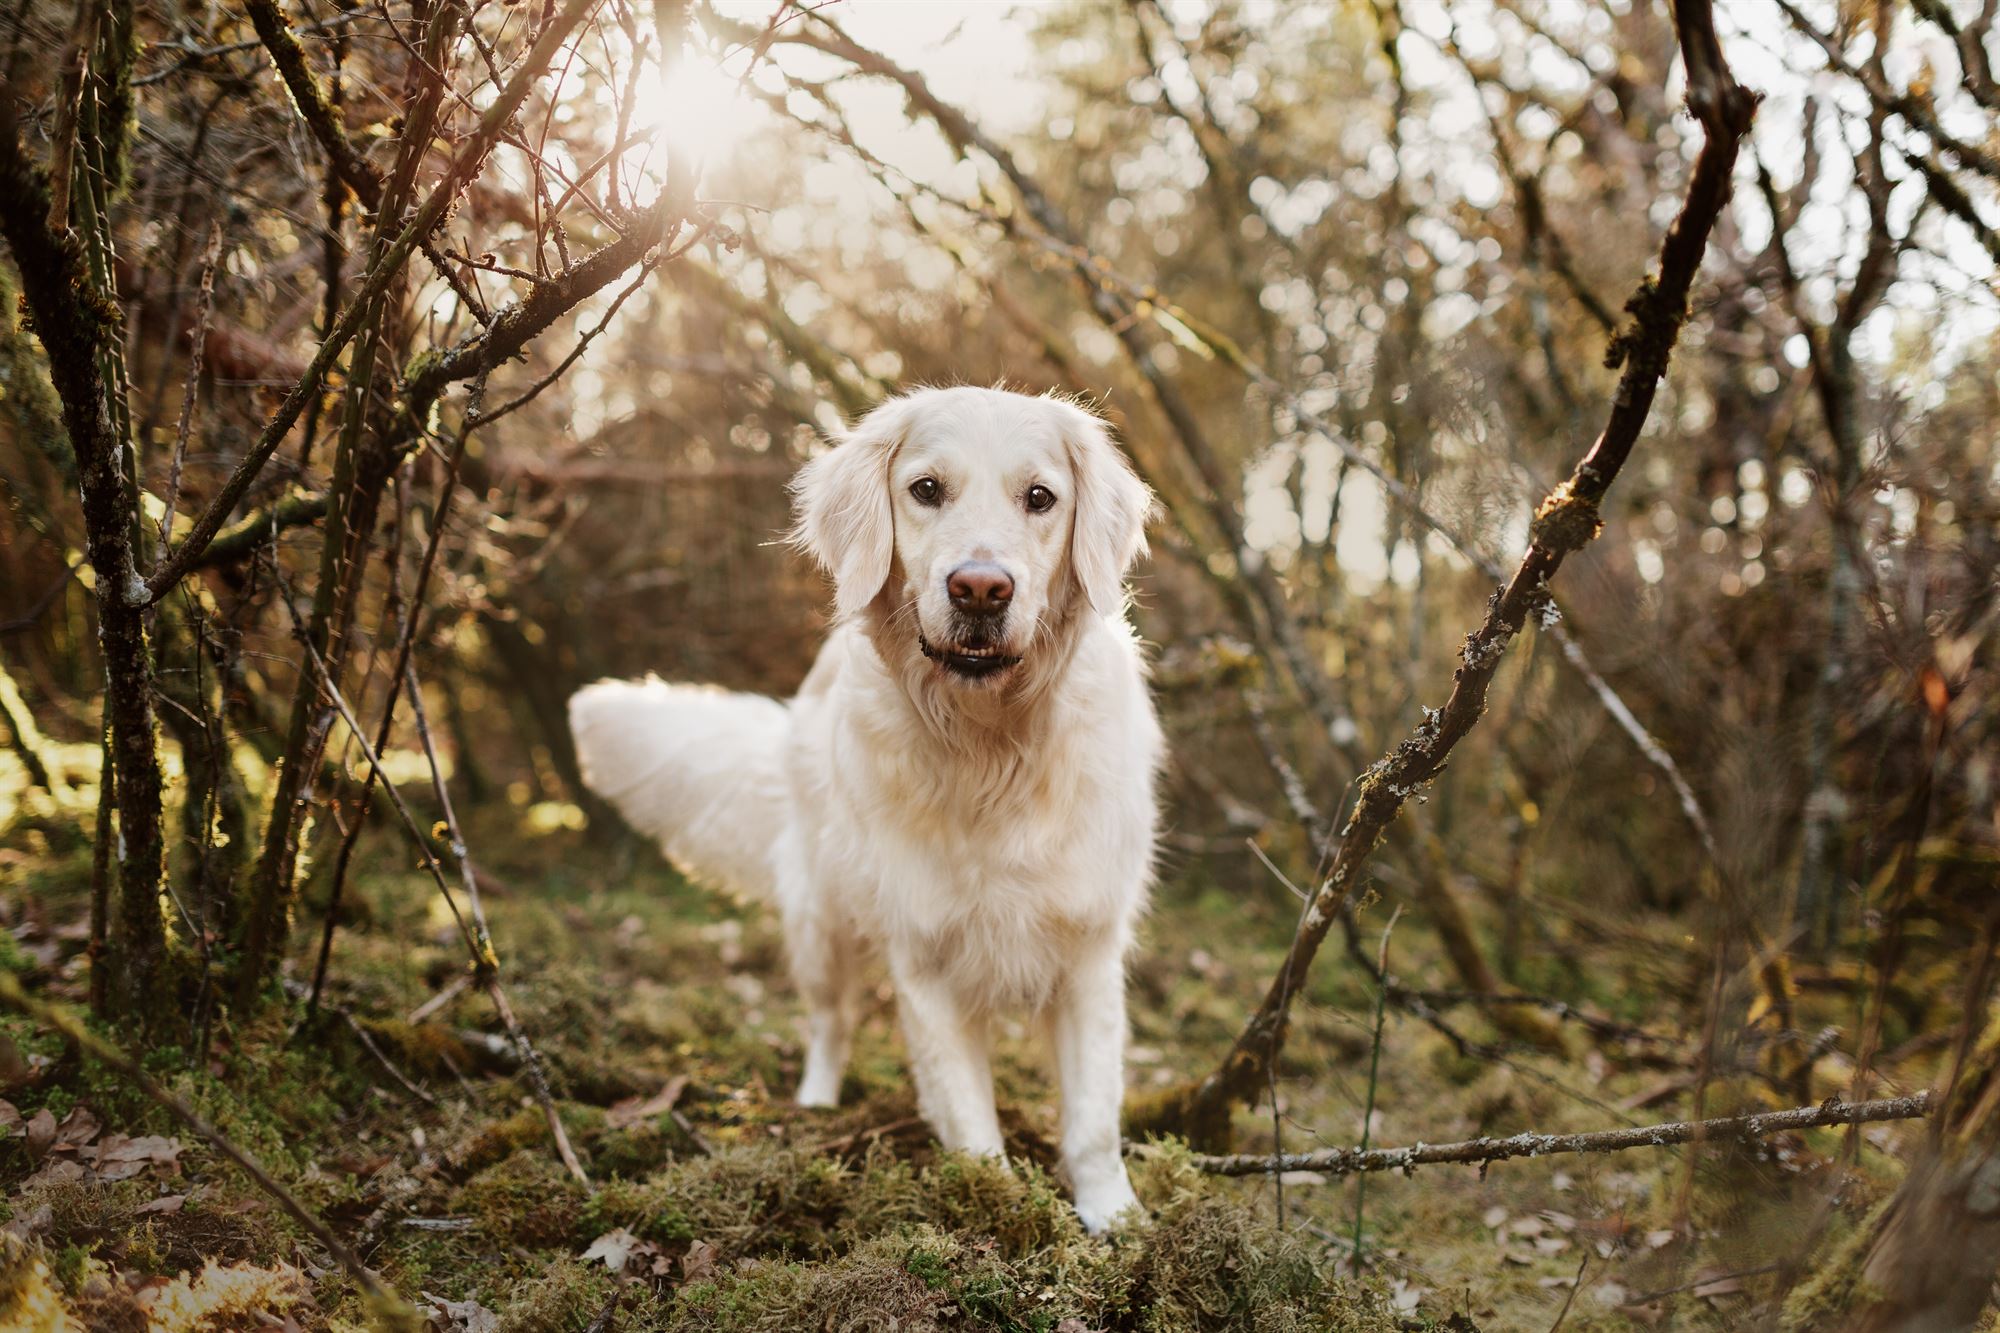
791,625,1159,1013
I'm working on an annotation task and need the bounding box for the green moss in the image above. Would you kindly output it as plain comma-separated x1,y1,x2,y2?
449,1105,575,1178
352,1017,487,1080
1779,1199,1892,1332
588,1120,681,1178
48,1243,90,1298
459,1152,593,1249
495,1256,643,1332
569,1137,1393,1332
669,1231,958,1332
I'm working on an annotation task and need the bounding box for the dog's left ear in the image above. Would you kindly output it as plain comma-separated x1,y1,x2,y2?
1056,400,1154,614
790,396,914,619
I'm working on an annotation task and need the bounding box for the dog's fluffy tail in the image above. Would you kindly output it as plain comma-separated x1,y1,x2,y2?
568,678,788,903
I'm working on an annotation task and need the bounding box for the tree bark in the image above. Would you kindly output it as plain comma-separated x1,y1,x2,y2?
232,1,467,1008
0,77,169,1019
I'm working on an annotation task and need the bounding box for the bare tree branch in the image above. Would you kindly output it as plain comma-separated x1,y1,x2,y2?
1187,1093,1932,1178
0,74,169,1014
1160,0,1759,1143
143,0,602,604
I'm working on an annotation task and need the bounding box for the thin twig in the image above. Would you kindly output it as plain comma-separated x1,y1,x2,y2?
1624,1262,1783,1306
45,0,97,233
283,979,441,1108
1187,1092,1932,1178
1547,1253,1590,1333
268,559,477,957
467,256,657,428
156,220,222,558
145,0,602,603
0,972,412,1320
273,564,591,1188
408,972,473,1024
305,375,487,1017
404,657,593,1188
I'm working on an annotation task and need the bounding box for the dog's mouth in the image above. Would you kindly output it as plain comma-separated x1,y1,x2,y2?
919,633,1022,681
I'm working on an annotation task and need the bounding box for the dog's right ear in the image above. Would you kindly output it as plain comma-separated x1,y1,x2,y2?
789,396,913,619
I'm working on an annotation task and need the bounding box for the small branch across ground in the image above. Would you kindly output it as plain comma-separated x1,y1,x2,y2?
1186,1093,1933,1178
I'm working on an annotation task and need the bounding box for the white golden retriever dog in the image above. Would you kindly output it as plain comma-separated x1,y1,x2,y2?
568,385,1160,1233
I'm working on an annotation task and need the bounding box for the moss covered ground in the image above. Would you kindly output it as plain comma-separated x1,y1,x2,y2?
0,773,1935,1331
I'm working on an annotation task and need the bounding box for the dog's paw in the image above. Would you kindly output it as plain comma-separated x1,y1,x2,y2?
1072,1176,1145,1237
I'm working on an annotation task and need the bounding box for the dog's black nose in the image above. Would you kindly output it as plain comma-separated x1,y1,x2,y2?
947,562,1014,615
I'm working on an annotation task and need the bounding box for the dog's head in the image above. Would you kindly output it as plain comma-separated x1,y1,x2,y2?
791,386,1151,687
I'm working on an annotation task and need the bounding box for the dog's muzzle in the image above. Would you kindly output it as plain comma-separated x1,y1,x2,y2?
919,632,1022,681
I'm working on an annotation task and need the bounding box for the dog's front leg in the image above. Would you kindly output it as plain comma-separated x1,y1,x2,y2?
1050,943,1142,1234
784,905,862,1109
891,956,1005,1157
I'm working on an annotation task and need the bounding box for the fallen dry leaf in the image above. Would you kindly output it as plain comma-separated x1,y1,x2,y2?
87,1133,182,1182
51,1104,100,1150
424,1293,500,1332
25,1107,55,1160
134,1193,187,1216
582,1226,664,1276
21,1159,86,1193
682,1238,719,1283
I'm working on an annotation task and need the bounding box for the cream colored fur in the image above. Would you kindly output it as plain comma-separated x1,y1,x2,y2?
568,386,1161,1233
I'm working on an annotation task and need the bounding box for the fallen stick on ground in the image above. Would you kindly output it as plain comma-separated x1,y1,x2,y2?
1184,1092,1933,1178
0,973,414,1324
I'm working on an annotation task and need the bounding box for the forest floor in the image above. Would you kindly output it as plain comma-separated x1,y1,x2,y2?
0,756,1932,1332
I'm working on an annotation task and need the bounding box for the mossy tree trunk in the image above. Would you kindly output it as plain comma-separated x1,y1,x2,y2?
231,0,471,1010
153,602,249,947
0,13,171,1022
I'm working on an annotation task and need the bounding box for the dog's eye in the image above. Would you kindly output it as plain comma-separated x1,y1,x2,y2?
909,477,942,505
1025,484,1057,513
